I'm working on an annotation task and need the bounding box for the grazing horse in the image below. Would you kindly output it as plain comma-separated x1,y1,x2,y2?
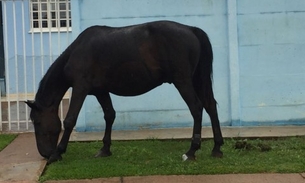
26,21,224,164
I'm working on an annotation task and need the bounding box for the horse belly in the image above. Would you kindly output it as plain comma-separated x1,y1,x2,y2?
107,63,163,96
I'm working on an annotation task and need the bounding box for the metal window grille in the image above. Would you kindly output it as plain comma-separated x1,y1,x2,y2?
0,0,72,132
30,0,71,32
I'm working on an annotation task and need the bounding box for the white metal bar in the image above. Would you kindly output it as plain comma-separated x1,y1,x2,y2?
12,1,20,131
21,1,29,130
3,1,11,130
48,1,53,66
0,0,73,131
30,1,36,95
29,0,37,132
56,1,65,122
39,4,45,78
66,1,71,124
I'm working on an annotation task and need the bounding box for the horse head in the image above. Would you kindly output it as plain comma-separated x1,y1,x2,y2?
25,100,62,159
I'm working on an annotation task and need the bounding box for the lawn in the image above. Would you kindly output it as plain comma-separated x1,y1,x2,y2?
40,136,305,182
0,134,17,151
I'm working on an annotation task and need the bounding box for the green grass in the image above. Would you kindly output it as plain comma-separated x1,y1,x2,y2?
0,134,17,151
40,137,305,182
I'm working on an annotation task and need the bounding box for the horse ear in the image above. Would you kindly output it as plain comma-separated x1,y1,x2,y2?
25,100,38,110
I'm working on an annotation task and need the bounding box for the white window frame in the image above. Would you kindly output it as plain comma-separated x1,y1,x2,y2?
29,0,72,33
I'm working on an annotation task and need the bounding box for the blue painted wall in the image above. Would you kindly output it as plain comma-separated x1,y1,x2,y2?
73,0,305,131
3,0,305,130
237,0,305,126
2,0,72,94
71,0,232,131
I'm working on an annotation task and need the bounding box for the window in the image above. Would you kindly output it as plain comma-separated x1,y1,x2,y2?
30,0,71,32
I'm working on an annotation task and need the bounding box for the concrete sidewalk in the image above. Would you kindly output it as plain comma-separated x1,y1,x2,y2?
1,127,305,182
0,133,46,183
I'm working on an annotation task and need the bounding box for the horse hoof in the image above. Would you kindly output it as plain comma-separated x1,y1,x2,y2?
182,154,196,161
47,154,62,165
211,150,223,158
182,154,188,161
95,150,112,158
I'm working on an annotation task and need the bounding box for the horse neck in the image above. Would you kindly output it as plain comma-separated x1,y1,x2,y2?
35,55,70,110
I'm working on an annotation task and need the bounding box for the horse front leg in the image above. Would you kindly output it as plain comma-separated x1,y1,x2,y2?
48,88,87,164
94,93,116,158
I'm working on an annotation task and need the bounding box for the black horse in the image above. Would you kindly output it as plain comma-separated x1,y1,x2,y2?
26,21,224,164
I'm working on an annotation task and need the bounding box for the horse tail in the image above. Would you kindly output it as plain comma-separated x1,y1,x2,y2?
192,27,215,106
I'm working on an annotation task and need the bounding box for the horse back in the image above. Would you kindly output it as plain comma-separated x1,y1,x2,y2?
64,21,201,96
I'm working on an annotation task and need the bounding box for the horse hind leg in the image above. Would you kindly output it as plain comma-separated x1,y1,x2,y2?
174,81,203,161
194,79,224,158
94,93,116,158
205,97,224,157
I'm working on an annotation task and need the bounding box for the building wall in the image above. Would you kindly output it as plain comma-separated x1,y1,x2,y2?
2,0,72,94
71,0,232,131
237,0,305,125
0,0,73,132
71,0,305,131
2,0,305,131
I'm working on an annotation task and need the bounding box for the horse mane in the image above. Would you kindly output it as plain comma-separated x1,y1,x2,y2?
34,26,100,108
35,48,71,108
